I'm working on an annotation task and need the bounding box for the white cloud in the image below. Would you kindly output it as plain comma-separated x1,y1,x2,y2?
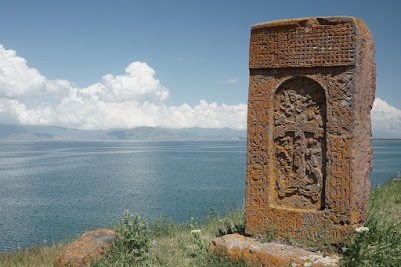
221,77,238,84
2,44,399,135
0,45,247,130
0,45,70,102
372,98,401,138
162,101,247,129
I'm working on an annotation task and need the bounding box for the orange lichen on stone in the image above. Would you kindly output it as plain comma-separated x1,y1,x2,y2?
54,228,116,267
246,16,375,244
209,234,339,267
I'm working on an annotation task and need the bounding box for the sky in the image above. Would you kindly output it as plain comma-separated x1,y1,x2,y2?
0,0,400,136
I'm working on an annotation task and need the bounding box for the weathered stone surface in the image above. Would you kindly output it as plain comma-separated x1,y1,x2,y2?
209,233,339,267
246,16,375,244
54,228,116,267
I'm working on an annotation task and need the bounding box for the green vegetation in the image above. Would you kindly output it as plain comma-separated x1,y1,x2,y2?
340,176,401,267
0,243,65,267
1,177,400,267
369,176,401,223
92,208,248,267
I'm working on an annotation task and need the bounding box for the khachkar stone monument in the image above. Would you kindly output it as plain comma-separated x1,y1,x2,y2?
245,16,375,244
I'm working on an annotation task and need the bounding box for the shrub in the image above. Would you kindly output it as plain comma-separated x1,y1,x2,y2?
93,210,151,266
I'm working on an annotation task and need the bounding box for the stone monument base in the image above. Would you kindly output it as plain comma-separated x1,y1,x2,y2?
209,234,339,267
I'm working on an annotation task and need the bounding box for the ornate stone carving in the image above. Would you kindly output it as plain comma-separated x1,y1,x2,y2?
272,78,326,210
250,19,356,69
245,17,375,244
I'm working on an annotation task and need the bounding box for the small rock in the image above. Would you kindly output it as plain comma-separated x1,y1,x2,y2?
54,228,116,267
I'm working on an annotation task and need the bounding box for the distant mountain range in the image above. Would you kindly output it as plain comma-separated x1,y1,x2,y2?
0,124,246,141
0,123,398,141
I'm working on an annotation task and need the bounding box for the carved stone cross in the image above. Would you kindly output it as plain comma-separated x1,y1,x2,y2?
274,113,322,140
246,16,375,244
273,90,324,203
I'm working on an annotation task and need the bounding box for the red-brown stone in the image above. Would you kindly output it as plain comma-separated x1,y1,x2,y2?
54,228,115,267
209,234,339,267
245,16,375,244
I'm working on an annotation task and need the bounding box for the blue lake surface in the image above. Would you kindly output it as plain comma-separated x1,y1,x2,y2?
0,140,400,252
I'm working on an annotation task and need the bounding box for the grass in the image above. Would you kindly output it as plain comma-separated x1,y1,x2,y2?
340,176,401,266
368,176,401,223
1,177,400,266
0,243,65,267
92,207,248,267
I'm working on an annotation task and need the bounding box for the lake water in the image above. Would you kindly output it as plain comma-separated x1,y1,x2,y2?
0,140,400,252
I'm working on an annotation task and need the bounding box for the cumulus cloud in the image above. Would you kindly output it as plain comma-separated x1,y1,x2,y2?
2,44,399,135
0,45,247,130
372,98,401,138
0,45,70,102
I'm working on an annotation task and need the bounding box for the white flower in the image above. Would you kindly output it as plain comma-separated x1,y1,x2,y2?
304,262,312,267
355,226,369,233
191,229,201,234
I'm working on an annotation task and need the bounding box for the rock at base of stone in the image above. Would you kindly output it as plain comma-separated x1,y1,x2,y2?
54,228,116,267
209,234,339,267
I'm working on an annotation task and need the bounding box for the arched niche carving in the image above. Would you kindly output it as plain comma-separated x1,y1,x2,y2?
270,77,327,210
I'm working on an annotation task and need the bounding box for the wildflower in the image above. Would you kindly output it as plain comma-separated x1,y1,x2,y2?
191,229,201,234
304,262,312,267
355,226,369,233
